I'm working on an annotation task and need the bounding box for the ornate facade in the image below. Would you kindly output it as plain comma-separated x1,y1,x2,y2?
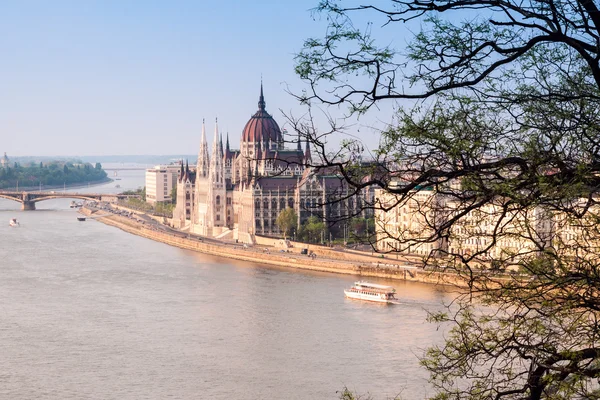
172,84,373,242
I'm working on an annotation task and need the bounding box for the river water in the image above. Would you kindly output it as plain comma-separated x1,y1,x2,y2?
0,165,453,400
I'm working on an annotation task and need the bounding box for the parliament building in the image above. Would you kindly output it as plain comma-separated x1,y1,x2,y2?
172,84,372,242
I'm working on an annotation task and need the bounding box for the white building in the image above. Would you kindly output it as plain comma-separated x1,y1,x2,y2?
171,83,374,241
145,164,181,205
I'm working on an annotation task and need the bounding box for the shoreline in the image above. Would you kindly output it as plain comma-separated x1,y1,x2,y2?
82,206,468,286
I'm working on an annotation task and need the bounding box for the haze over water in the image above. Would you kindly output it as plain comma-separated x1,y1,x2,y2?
0,166,451,399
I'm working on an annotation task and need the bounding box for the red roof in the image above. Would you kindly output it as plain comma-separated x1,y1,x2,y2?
241,84,283,144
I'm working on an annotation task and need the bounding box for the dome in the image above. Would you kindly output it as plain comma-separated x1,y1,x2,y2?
241,84,283,144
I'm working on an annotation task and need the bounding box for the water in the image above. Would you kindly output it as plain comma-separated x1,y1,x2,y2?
0,167,452,399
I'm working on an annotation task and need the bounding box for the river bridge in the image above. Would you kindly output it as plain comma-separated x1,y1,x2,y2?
0,191,140,210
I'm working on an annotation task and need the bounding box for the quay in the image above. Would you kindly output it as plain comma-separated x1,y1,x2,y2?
80,205,469,286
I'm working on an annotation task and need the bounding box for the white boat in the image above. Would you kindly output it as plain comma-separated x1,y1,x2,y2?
9,218,19,227
344,281,397,304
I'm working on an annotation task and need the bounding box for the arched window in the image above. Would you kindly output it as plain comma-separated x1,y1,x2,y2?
288,198,294,208
280,199,285,209
271,199,277,209
216,214,220,221
263,199,269,210
255,199,261,210
216,195,221,206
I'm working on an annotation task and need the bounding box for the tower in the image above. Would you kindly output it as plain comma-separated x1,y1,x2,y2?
206,119,227,234
194,120,211,232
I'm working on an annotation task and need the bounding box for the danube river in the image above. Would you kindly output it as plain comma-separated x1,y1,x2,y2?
0,165,453,399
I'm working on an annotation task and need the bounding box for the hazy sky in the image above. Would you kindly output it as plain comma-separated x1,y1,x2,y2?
1,1,400,157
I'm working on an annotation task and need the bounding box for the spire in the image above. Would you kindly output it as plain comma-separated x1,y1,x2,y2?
212,118,219,154
209,118,224,186
305,139,312,166
297,132,302,151
197,118,210,178
258,80,266,111
219,133,224,158
179,159,185,181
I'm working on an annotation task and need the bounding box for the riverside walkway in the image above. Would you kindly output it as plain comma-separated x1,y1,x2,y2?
80,203,467,286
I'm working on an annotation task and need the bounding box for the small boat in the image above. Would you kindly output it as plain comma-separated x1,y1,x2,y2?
9,218,19,227
70,201,83,208
77,217,86,222
344,281,397,304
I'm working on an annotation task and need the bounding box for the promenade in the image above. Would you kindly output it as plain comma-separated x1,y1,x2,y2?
80,204,467,286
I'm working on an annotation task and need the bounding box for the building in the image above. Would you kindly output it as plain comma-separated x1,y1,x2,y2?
172,83,373,241
145,164,181,205
375,186,559,268
172,160,196,227
376,186,448,257
1,152,9,168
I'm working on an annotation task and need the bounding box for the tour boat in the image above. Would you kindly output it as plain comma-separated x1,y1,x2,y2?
77,217,86,222
9,218,19,227
344,281,398,304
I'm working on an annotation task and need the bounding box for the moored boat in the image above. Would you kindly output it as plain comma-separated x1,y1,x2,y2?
77,217,86,221
9,218,19,227
344,281,397,304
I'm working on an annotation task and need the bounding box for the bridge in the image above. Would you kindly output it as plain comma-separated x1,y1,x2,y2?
0,191,141,210
103,167,148,171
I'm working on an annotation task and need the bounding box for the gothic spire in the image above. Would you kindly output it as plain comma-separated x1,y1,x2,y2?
297,132,302,151
212,118,219,154
305,139,312,166
197,119,210,178
258,80,266,111
219,133,224,158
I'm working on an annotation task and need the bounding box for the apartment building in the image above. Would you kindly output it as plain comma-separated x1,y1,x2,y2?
145,164,181,205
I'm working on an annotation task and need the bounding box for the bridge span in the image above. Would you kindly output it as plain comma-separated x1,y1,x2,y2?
0,191,140,210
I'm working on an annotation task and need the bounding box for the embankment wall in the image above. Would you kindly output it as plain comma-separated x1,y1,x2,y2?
83,208,468,286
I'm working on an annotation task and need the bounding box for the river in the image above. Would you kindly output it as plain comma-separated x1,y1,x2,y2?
0,164,453,400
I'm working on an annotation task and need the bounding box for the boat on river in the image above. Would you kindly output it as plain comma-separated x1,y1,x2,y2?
9,218,19,227
344,281,397,304
77,217,86,222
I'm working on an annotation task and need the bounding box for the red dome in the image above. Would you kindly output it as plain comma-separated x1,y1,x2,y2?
241,85,283,144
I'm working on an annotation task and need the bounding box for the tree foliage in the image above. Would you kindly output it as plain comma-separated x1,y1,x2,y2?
0,161,108,189
275,207,298,239
295,0,600,398
298,215,326,243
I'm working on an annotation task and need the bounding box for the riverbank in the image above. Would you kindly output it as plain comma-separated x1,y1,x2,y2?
82,206,470,286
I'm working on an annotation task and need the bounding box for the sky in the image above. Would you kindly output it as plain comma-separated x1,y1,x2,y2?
0,1,403,157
